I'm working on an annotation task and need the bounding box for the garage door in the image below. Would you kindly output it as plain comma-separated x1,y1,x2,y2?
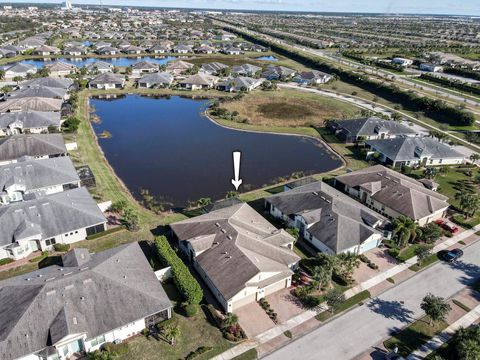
264,278,287,296
231,292,257,311
359,238,378,254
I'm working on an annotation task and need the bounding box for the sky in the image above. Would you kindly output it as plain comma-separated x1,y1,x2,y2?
5,0,480,16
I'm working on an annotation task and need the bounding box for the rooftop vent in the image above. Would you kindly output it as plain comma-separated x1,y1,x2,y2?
313,191,318,195
226,235,233,240
220,229,226,234
215,222,220,227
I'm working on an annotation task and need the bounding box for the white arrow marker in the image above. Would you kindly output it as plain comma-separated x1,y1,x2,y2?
231,151,243,190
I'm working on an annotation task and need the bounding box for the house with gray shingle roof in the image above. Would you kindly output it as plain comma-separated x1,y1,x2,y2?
88,73,125,90
335,165,450,225
0,157,80,205
19,77,73,90
131,60,159,78
45,61,78,77
0,97,64,113
366,137,464,168
85,61,113,74
0,134,67,166
267,181,387,255
329,116,418,143
8,86,68,101
137,72,173,88
170,203,300,312
0,243,172,360
0,187,107,260
293,70,332,85
4,63,37,79
232,63,262,77
0,111,61,136
179,73,218,90
217,76,263,92
200,62,229,76
262,65,296,81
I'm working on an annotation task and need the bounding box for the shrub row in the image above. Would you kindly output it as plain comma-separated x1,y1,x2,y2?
184,346,213,360
53,243,70,252
154,236,203,305
444,67,480,81
224,26,475,127
420,73,480,96
0,258,14,266
259,298,278,323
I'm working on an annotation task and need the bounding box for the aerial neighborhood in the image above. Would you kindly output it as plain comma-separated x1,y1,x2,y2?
0,3,479,360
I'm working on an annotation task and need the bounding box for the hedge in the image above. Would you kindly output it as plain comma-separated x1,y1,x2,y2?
420,73,480,96
53,243,70,252
223,25,475,127
0,258,14,266
155,236,203,305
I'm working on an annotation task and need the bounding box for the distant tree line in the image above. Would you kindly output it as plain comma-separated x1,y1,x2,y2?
223,25,475,127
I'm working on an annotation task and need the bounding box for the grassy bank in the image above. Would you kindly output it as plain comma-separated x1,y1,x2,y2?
219,89,360,128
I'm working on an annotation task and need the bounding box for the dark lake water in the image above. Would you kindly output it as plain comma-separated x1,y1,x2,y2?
91,95,342,208
15,56,177,68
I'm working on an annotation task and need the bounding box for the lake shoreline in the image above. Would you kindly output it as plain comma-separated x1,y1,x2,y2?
88,92,345,209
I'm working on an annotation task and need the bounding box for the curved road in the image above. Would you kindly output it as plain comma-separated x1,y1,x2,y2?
279,83,480,153
265,240,480,360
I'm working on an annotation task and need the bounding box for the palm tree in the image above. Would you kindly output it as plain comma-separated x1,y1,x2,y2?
0,70,5,80
458,194,480,219
163,323,181,346
392,215,417,247
312,265,331,290
222,312,238,329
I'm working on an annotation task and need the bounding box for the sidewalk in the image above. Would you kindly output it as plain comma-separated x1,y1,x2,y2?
345,224,480,298
407,304,480,360
211,226,480,360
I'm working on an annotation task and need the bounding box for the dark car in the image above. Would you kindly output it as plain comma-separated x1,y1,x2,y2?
441,248,464,263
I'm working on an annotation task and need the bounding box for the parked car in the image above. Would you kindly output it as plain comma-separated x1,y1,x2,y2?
435,219,459,233
440,248,464,263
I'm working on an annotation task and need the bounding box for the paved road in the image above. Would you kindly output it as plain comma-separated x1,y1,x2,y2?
264,241,480,360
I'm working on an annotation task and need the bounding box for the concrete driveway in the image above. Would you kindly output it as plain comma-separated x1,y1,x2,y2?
266,288,305,323
265,240,480,360
354,249,399,284
236,301,275,338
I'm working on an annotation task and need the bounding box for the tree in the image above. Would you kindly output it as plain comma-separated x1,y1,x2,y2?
415,244,433,265
325,289,345,313
418,223,443,244
122,207,139,231
334,253,360,284
196,197,212,207
0,70,4,80
470,153,480,163
163,323,181,346
452,326,480,360
420,293,451,326
392,215,418,247
312,265,331,290
110,200,128,214
458,193,480,219
225,191,238,199
12,76,23,84
423,167,438,179
286,227,299,240
61,116,81,133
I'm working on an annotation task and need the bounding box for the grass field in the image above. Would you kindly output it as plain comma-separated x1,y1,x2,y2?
384,316,448,357
220,89,360,128
116,285,234,360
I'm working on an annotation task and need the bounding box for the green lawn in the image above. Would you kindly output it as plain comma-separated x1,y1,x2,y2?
408,253,440,272
116,285,234,360
232,349,258,360
316,290,371,321
384,316,448,357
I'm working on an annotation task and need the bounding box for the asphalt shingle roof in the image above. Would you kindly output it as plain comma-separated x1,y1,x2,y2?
0,243,172,360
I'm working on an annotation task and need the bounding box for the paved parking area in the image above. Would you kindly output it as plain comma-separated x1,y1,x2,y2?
236,301,275,338
266,288,305,323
